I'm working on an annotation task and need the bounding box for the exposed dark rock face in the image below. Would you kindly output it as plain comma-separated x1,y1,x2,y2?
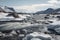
5,6,15,12
36,8,60,14
4,6,15,13
7,13,19,18
47,25,60,35
1,30,12,34
0,7,5,12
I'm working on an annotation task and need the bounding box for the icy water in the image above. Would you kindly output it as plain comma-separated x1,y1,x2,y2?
0,22,60,40
0,22,42,30
0,22,48,40
0,22,46,32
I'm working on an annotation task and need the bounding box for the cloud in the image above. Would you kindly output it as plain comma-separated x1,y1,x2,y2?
48,0,58,4
12,5,37,13
48,0,60,8
12,3,54,13
11,0,60,13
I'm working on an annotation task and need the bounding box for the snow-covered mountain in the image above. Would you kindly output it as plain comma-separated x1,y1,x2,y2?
0,12,14,21
4,6,15,13
0,12,31,21
0,6,15,13
36,8,60,14
0,7,5,12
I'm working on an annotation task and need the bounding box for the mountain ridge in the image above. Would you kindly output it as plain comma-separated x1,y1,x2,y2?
35,8,60,14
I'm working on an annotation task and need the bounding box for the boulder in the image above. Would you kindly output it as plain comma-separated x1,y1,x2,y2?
23,32,52,40
47,25,60,34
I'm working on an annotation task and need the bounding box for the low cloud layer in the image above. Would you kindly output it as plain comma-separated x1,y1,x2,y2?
12,0,60,13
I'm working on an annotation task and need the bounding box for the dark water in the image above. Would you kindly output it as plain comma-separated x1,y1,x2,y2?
0,22,46,40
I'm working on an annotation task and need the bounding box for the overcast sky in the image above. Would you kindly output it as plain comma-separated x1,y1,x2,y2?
0,0,60,13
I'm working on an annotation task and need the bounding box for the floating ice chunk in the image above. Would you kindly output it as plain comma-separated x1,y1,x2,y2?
31,38,41,40
23,32,52,40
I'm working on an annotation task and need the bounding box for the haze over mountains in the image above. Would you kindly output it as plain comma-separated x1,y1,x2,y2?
0,6,15,13
0,6,60,14
36,8,60,14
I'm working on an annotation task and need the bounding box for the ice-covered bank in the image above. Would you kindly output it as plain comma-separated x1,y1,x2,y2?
23,32,52,40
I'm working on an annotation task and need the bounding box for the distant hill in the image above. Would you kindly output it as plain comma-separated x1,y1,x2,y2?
0,7,5,12
0,6,60,14
0,6,15,13
4,6,15,13
35,8,60,14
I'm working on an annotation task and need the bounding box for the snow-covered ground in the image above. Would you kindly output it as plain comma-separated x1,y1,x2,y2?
23,32,52,40
0,11,60,40
47,18,60,25
0,12,31,21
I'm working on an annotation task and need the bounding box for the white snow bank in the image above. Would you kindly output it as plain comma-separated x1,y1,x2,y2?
29,32,51,38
